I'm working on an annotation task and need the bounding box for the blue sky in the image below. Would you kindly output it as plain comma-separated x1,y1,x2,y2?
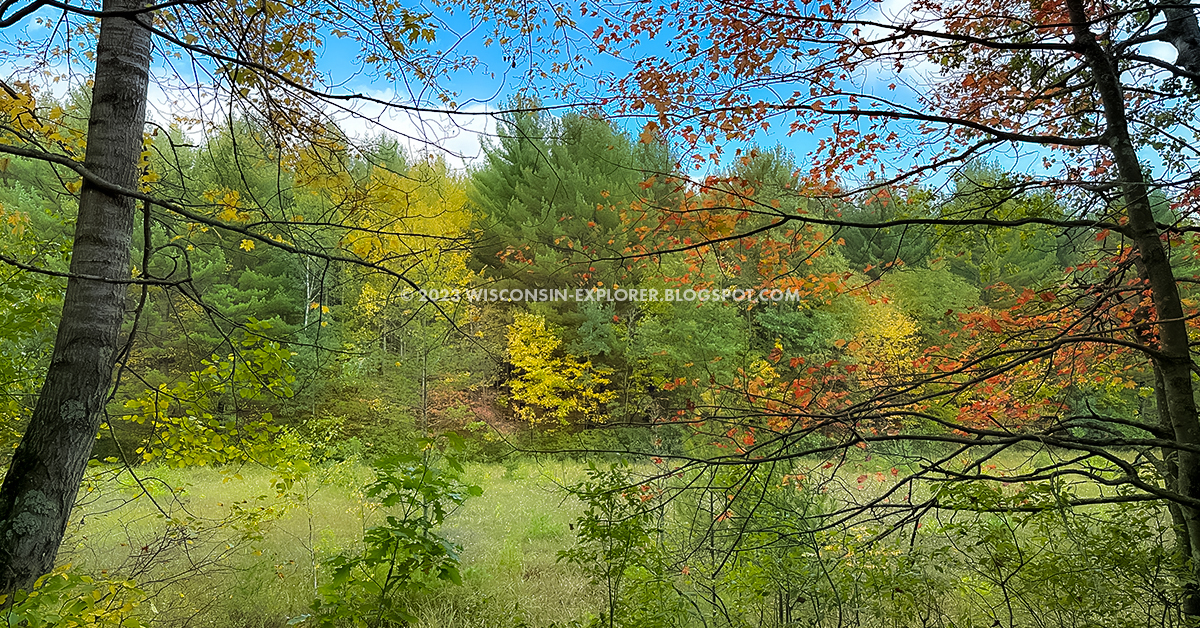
1,0,1184,185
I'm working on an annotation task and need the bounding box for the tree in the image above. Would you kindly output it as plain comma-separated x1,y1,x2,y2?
469,106,682,421
485,0,1200,616
0,0,151,590
470,107,667,304
507,311,616,426
0,164,70,459
932,165,1079,305
0,0,468,592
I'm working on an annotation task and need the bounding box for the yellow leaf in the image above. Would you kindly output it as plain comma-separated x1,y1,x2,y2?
239,239,255,251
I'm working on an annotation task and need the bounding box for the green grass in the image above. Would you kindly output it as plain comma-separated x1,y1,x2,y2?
54,445,1165,628
416,460,596,627
62,458,598,628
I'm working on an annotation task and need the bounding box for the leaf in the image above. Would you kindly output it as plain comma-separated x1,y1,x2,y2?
639,121,660,144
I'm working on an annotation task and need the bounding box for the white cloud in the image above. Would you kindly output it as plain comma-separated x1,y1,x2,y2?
141,78,494,171
1136,40,1178,64
328,89,495,170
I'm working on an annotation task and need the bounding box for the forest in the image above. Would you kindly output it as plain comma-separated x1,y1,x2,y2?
2,0,1200,626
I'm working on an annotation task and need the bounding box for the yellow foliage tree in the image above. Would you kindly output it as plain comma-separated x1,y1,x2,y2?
343,156,475,348
848,298,921,368
345,156,471,272
507,312,615,426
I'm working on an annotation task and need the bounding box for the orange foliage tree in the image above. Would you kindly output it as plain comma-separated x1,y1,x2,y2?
476,0,1200,614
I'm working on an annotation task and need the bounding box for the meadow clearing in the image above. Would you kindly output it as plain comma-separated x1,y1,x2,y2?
47,443,1175,628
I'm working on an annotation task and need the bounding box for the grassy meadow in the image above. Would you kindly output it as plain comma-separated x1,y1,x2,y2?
41,443,1180,628
59,458,597,628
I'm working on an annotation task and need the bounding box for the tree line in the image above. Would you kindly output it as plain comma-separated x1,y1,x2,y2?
4,0,1200,625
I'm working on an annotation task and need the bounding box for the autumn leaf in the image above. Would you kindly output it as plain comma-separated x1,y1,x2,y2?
639,120,660,144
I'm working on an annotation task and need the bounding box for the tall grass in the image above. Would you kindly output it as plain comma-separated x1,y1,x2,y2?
53,445,1178,627
61,458,598,627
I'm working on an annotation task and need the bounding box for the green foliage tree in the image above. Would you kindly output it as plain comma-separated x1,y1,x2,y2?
934,166,1078,304
471,108,651,289
0,180,69,457
307,434,481,628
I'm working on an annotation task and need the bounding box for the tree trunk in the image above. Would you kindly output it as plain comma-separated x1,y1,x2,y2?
1153,364,1193,563
1066,0,1200,615
0,0,151,593
1162,3,1200,84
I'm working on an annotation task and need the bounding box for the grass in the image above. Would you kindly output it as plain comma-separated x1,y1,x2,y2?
415,459,596,627
53,444,1167,627
62,458,599,627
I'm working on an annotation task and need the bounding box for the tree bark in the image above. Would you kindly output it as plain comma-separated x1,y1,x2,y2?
1153,364,1193,564
1067,0,1200,615
0,0,151,593
1161,3,1200,84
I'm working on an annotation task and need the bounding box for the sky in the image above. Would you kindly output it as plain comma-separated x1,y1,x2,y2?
0,0,1187,182
1,2,509,168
